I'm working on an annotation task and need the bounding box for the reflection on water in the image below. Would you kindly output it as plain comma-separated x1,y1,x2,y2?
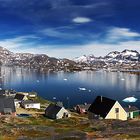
0,66,140,107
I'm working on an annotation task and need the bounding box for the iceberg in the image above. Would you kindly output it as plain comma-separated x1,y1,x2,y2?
79,87,86,91
121,78,125,81
123,97,138,103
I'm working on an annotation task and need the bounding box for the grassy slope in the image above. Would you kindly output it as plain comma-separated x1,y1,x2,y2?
1,114,140,140
1,97,140,139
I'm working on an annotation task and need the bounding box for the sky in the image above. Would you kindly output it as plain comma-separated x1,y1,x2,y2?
0,0,140,58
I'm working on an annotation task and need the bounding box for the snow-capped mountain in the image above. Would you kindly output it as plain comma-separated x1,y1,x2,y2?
105,49,140,62
74,55,96,63
74,50,140,64
105,51,120,58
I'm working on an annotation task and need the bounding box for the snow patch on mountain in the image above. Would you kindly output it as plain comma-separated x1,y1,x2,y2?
74,50,140,64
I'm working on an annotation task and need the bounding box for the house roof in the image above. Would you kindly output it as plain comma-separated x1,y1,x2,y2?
14,94,25,100
0,96,16,113
28,92,37,96
124,106,139,112
0,90,5,95
88,96,116,118
45,104,62,118
77,104,91,110
22,100,39,105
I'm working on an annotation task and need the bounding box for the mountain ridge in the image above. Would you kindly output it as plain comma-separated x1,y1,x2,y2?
74,49,140,63
0,46,140,72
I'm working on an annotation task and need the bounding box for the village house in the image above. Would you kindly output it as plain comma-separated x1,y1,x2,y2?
28,92,37,98
0,89,16,97
124,106,140,119
14,99,21,108
14,93,28,108
45,103,71,119
14,93,28,101
88,96,127,121
0,96,16,116
74,103,91,114
21,100,40,109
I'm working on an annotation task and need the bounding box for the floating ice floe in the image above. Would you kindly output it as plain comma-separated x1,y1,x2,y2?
53,97,56,100
79,87,86,91
123,97,138,103
36,80,40,83
63,78,68,81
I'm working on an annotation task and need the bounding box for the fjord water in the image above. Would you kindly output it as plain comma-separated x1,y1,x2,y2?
1,66,140,108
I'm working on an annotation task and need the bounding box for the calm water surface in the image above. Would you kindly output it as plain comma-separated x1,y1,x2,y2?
1,66,140,108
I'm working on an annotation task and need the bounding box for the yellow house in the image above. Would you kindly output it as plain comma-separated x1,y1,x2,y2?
88,96,127,121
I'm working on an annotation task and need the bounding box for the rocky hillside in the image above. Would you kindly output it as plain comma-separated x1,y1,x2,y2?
0,47,78,72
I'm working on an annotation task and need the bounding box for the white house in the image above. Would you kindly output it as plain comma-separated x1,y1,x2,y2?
14,99,21,108
21,100,40,109
45,103,71,119
88,96,127,121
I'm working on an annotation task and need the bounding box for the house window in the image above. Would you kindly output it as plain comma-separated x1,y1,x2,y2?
115,108,119,113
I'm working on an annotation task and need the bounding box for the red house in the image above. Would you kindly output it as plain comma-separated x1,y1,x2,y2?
75,104,90,114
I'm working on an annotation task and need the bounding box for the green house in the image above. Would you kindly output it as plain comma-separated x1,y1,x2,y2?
124,106,140,119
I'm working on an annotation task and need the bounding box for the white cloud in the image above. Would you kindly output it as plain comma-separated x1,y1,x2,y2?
0,27,140,59
41,28,83,39
72,17,92,23
107,27,140,40
0,35,39,50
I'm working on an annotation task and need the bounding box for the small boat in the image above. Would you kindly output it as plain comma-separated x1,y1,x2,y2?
63,78,68,81
36,80,40,83
79,87,86,91
88,90,91,92
123,97,138,103
121,78,125,81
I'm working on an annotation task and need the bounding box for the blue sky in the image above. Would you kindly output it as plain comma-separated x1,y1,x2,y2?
0,0,140,58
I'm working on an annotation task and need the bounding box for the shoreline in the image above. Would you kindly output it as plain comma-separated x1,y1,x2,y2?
1,65,140,75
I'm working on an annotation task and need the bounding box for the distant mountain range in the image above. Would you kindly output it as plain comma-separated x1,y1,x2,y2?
0,47,140,72
74,49,140,63
74,49,140,72
0,46,78,72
